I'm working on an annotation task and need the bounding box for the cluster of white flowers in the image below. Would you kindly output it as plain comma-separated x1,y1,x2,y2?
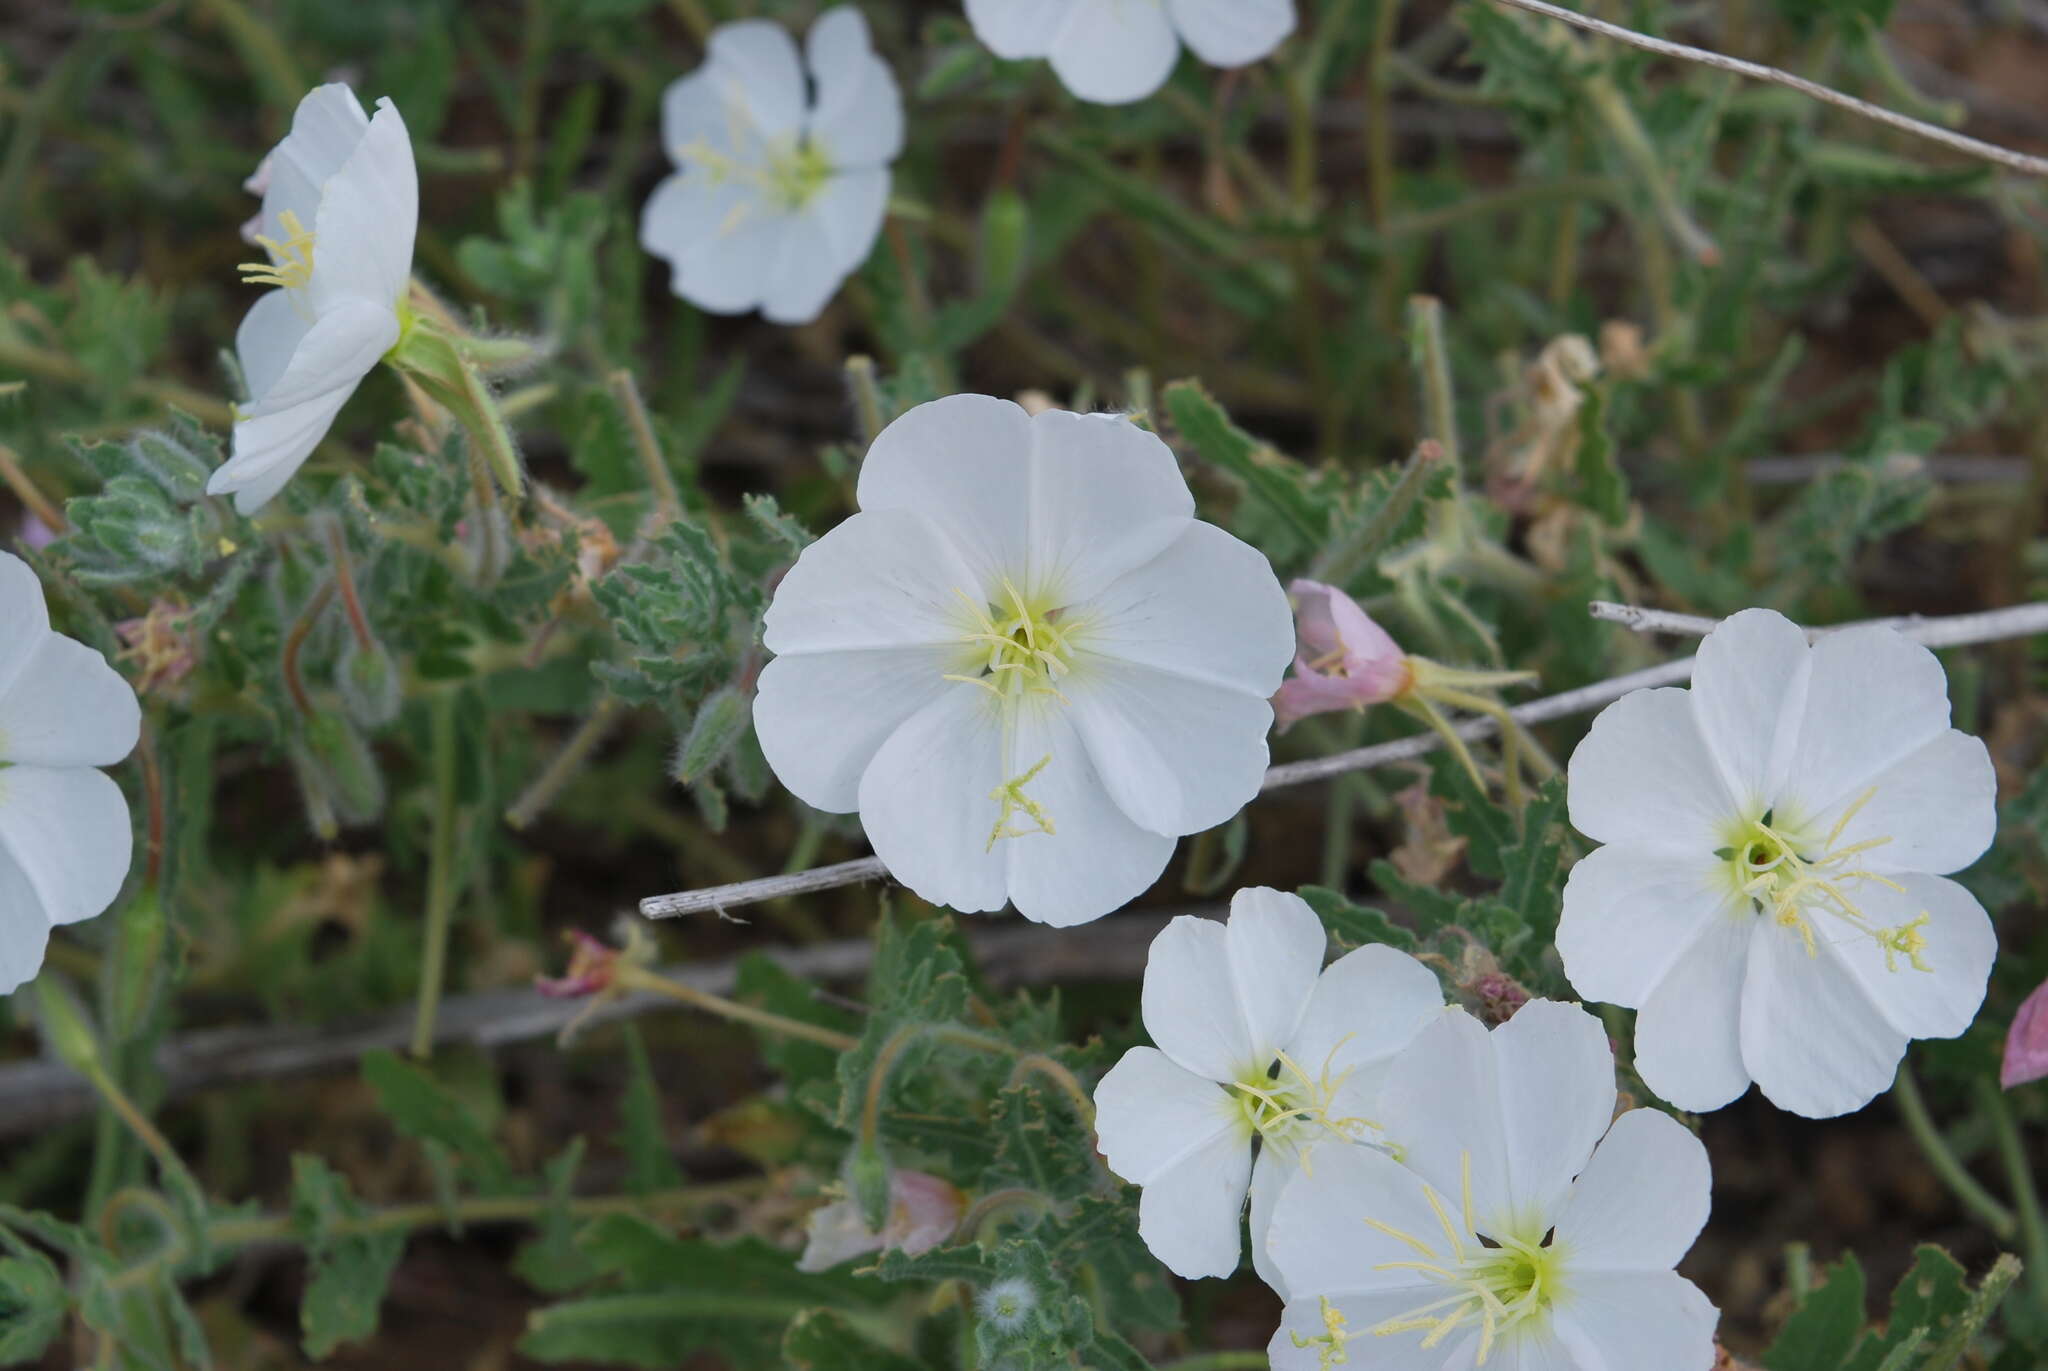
964,0,1297,105
1095,890,1720,1369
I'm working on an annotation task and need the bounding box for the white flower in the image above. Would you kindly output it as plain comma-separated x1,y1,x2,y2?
1092,888,1442,1285
0,553,141,995
209,84,417,515
964,0,1296,105
1559,608,1998,1119
753,395,1294,924
640,7,903,325
1267,1001,1719,1371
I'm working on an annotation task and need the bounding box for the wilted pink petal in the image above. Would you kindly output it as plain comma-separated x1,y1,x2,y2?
19,514,56,550
2002,978,2048,1088
535,930,619,999
1271,579,1411,729
797,1169,964,1272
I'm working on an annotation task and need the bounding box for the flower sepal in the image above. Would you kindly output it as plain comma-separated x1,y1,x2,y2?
385,305,526,501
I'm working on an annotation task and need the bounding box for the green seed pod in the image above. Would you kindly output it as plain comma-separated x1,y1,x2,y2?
33,976,103,1078
672,686,751,785
848,1140,891,1233
304,713,386,826
338,635,404,729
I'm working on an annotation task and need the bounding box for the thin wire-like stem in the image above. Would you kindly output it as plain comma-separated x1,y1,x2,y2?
607,369,681,521
505,698,623,831
1891,1065,2015,1240
410,691,463,1058
1488,0,2048,179
640,600,2048,920
1979,1078,2048,1306
611,963,859,1053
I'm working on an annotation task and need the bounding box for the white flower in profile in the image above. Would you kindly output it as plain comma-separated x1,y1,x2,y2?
1559,608,1997,1119
964,0,1296,105
1267,1001,1719,1371
753,394,1294,924
209,84,418,514
1092,888,1443,1285
641,7,903,325
0,553,141,995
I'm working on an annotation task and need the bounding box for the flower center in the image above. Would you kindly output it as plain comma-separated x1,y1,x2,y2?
237,208,317,291
1720,791,1931,972
946,580,1083,851
1230,1041,1377,1155
1361,1155,1562,1365
677,135,835,213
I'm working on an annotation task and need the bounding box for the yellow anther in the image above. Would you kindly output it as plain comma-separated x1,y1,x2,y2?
985,753,1055,850
237,209,316,290
1229,1036,1378,1162
1879,914,1933,973
1288,1295,1351,1370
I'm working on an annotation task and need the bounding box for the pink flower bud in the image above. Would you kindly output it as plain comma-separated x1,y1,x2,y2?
2002,978,2048,1089
1271,579,1411,730
797,1169,964,1272
535,930,620,999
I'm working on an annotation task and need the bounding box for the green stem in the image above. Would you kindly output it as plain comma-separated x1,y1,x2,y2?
607,369,681,520
505,699,623,831
1364,0,1402,233
1978,1077,2048,1306
195,0,307,113
110,1180,756,1293
410,691,463,1058
1891,1065,2014,1240
1407,296,1462,478
611,963,860,1053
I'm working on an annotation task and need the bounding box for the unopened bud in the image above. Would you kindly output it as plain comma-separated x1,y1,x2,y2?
338,635,403,729
672,686,752,784
33,977,103,1078
303,713,385,826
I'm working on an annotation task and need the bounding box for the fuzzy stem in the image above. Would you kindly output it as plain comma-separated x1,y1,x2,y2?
1978,1077,2048,1306
409,691,463,1058
612,962,859,1053
505,699,623,831
607,369,682,521
1891,1065,2014,1240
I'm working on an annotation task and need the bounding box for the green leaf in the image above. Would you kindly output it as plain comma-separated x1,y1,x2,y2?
0,1252,66,1362
1572,383,1628,525
514,1141,604,1296
615,1027,684,1195
1297,885,1419,953
1161,379,1326,552
1799,140,1990,194
987,1083,1096,1201
361,1050,515,1190
735,954,861,1094
1498,777,1568,939
1765,1252,1867,1371
288,1155,406,1358
780,1309,925,1371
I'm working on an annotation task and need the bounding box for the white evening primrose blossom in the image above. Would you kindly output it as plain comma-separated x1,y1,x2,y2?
1559,608,1997,1119
754,395,1294,924
1092,888,1443,1285
1267,1001,1718,1371
640,7,903,325
965,0,1296,105
0,553,141,995
210,84,418,514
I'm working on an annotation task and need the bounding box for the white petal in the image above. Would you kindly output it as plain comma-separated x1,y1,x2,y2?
1271,1290,1477,1371
212,298,395,513
1047,0,1182,104
1142,889,1323,1082
639,174,788,315
1632,913,1754,1113
661,67,739,164
758,172,889,325
236,289,311,407
1807,729,1995,877
0,844,53,996
1687,607,1810,816
1064,655,1271,836
1075,521,1294,697
0,634,139,769
308,98,416,312
1265,1142,1447,1299
753,647,955,813
1093,1046,1248,1279
703,19,807,143
1025,410,1194,605
0,766,132,929
1247,1146,1294,1299
1567,687,1737,854
1551,1271,1719,1371
1821,873,1994,1042
761,507,980,654
1552,1109,1710,1272
806,6,904,168
856,687,1008,913
1487,999,1616,1232
1136,1123,1252,1280
963,0,1073,58
0,553,52,702
1285,942,1443,1108
1378,1002,1613,1238
1166,0,1296,66
856,395,1034,595
1558,844,1740,1009
999,701,1175,925
1740,914,1906,1118
1784,625,1952,819
256,84,369,247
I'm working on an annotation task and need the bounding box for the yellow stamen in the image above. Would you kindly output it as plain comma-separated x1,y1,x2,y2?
1287,1294,1352,1370
237,208,316,290
985,754,1055,850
